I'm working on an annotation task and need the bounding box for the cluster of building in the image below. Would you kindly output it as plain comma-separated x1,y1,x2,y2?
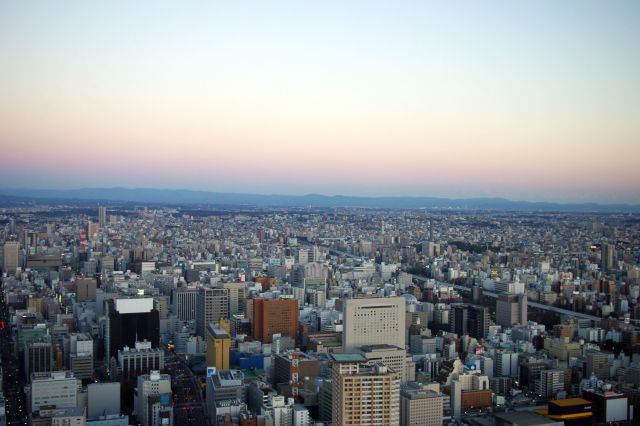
0,204,639,425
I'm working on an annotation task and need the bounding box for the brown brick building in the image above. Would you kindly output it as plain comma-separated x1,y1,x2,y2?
252,298,298,344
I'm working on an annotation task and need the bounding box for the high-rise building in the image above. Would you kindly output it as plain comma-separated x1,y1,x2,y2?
87,221,99,241
494,351,519,378
107,298,160,358
24,340,53,377
449,304,489,339
118,341,165,380
400,387,443,426
98,206,107,227
66,333,94,380
76,278,97,302
173,287,198,321
3,241,19,275
196,287,229,338
223,282,248,315
252,298,299,344
342,297,405,352
601,243,615,272
28,371,80,415
536,369,566,399
496,294,527,328
136,371,171,426
586,351,610,379
206,325,230,371
360,344,413,383
331,353,400,426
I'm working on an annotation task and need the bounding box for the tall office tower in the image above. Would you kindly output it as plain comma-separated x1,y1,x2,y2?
223,282,248,315
496,294,527,328
400,387,443,426
107,298,160,358
98,206,107,227
342,296,405,352
252,298,299,344
136,371,171,426
206,325,230,371
331,353,400,426
66,333,94,380
3,241,19,275
173,287,198,321
602,244,616,272
494,351,519,378
196,287,229,338
76,278,97,302
449,304,489,339
536,369,566,399
586,350,610,379
24,340,53,377
87,221,99,241
29,371,80,415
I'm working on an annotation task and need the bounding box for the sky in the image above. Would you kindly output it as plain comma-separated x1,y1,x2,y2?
1,1,639,203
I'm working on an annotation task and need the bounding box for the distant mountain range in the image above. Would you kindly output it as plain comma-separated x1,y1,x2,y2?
0,187,638,212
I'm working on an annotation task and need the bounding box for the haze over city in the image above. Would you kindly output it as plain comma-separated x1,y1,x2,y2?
1,1,639,203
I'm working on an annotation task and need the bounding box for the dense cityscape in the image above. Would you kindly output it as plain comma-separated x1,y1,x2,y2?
0,201,638,425
2,1,639,425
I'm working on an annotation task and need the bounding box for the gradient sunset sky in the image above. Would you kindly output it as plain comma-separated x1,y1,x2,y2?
1,1,639,203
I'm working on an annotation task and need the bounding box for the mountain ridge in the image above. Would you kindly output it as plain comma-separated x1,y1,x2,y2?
0,187,638,212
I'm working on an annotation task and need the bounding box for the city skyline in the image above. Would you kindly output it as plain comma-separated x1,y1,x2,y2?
1,1,639,203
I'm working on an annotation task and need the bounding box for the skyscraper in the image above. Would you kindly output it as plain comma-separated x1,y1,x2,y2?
107,298,160,358
3,241,19,275
449,304,489,339
76,278,97,302
173,287,198,321
342,296,405,352
206,325,230,371
196,287,229,338
98,206,107,227
496,294,527,328
223,282,248,315
331,353,400,426
602,243,615,272
252,298,299,344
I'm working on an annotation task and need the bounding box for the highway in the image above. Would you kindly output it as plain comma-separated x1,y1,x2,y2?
164,352,207,426
326,247,602,322
0,278,29,426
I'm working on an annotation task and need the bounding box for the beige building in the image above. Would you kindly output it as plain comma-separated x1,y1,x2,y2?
3,241,19,275
195,287,228,338
331,353,400,426
136,371,171,426
400,388,442,426
223,282,248,315
360,344,415,383
342,297,405,352
544,337,581,361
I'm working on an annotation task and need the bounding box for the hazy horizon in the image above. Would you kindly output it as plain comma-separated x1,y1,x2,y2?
2,185,640,207
1,1,639,203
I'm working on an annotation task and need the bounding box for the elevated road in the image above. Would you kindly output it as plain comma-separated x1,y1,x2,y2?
326,247,601,322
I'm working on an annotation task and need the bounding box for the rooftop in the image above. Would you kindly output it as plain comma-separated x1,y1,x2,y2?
331,353,366,363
